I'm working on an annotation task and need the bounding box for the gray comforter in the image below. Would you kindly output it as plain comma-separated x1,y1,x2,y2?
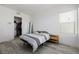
20,33,50,52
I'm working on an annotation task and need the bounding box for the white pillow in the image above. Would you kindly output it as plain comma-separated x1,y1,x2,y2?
40,33,50,39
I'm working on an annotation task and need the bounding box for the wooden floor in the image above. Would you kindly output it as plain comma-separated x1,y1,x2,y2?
0,38,79,54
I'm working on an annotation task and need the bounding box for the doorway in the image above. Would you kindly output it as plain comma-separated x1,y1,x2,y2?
14,16,22,38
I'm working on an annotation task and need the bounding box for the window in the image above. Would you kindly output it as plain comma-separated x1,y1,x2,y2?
59,10,76,34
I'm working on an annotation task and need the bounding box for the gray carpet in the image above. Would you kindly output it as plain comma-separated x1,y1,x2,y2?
0,38,79,54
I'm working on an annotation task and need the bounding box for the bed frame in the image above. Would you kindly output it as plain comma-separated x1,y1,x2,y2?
20,38,46,46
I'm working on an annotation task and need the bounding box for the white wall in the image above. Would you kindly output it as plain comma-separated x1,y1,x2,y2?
77,7,79,49
32,9,59,34
21,13,30,34
0,5,30,42
32,5,78,48
78,15,79,49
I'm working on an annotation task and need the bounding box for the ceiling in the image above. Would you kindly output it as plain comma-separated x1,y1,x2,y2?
1,4,76,16
1,4,61,16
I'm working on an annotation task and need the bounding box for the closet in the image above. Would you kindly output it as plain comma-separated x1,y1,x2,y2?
14,16,22,37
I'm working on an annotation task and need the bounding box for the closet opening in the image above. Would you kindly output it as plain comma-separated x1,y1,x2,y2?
14,16,22,38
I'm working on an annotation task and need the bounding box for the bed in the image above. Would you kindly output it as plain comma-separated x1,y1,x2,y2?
20,31,50,52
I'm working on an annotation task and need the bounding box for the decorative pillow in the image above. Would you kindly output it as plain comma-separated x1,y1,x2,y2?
33,31,39,34
36,31,50,34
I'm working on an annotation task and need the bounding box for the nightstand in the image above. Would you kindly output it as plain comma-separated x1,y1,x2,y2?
49,35,59,43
